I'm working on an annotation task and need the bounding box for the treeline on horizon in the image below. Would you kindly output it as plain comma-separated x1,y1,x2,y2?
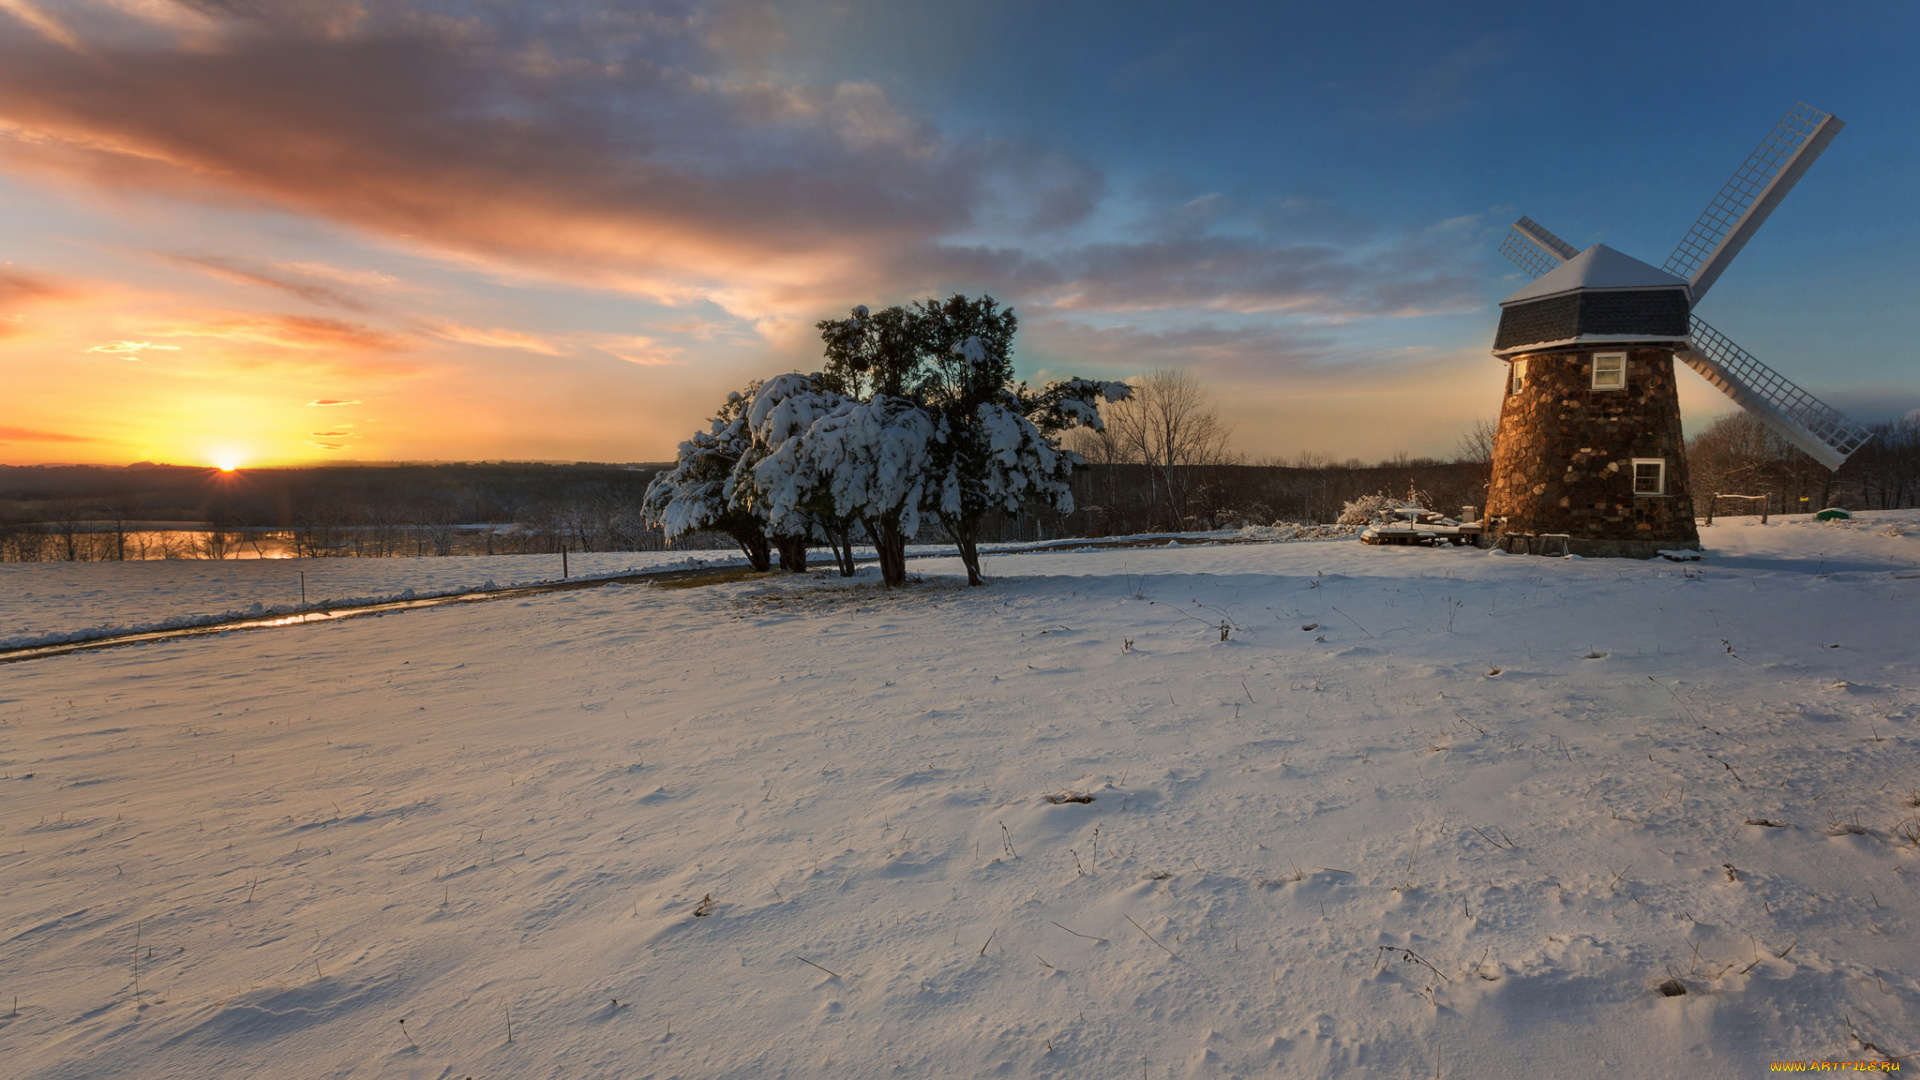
2,409,1917,563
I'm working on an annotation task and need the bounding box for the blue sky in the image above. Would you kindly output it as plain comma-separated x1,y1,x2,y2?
1,0,1914,465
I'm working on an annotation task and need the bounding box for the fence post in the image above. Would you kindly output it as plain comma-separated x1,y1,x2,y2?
562,546,569,580
1761,493,1769,525
1706,493,1716,526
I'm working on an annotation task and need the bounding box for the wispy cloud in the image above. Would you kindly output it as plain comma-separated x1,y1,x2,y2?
0,0,83,52
153,314,411,352
588,333,681,366
171,254,375,310
306,399,360,406
424,321,562,355
1,266,71,338
86,339,181,356
1027,316,1341,383
0,423,91,443
0,266,69,306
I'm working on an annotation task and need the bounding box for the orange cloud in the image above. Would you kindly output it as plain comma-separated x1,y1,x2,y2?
0,265,67,304
424,321,562,355
153,314,411,353
171,255,375,311
0,424,92,443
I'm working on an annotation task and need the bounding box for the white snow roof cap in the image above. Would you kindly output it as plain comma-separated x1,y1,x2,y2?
1501,244,1691,306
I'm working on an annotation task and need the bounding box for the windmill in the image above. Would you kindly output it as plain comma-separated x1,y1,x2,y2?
1485,102,1868,557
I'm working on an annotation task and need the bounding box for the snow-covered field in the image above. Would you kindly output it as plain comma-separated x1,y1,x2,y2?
0,527,1323,650
3,512,1918,1078
0,550,745,650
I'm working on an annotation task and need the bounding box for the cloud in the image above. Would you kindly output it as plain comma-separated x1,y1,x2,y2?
588,333,681,366
0,423,92,442
424,321,562,355
0,1,1424,327
1026,317,1341,383
0,8,995,317
0,265,68,305
87,339,182,355
1012,234,1480,319
154,314,411,352
0,0,83,51
309,429,353,436
0,0,1487,413
306,398,360,406
1,266,77,337
171,254,374,310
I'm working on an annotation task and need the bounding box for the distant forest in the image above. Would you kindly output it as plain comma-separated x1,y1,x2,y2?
2,410,1916,562
0,458,1486,562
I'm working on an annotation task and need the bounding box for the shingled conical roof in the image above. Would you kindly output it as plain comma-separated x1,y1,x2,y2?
1501,244,1690,306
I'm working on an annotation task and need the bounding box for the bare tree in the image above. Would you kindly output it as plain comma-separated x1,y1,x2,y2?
1842,415,1920,510
1688,411,1833,516
1453,418,1498,466
46,499,89,561
1103,369,1237,529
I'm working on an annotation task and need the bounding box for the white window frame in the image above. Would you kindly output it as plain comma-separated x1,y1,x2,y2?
1509,357,1528,394
1591,352,1627,390
1632,457,1666,496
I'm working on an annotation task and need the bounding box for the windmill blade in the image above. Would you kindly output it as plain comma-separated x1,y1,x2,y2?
1499,216,1578,279
1665,103,1844,302
1676,316,1870,471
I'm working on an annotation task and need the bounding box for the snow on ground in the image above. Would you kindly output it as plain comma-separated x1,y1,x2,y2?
2,512,1918,1078
0,527,1325,650
0,550,746,650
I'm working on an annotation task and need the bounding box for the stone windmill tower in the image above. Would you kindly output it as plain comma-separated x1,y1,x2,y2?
1486,103,1869,557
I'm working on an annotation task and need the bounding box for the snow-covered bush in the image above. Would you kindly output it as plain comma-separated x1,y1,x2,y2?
1338,492,1396,526
1337,484,1434,525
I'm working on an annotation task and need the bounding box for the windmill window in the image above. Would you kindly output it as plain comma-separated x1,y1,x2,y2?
1632,458,1666,496
1591,353,1627,390
1510,358,1528,394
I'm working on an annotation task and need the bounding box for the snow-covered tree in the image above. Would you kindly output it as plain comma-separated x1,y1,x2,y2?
641,386,774,571
817,294,1129,586
744,374,936,586
731,373,861,577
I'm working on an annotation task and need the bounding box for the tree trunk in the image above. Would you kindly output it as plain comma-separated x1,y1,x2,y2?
732,527,772,572
942,516,985,586
864,517,908,587
775,534,808,572
830,524,857,577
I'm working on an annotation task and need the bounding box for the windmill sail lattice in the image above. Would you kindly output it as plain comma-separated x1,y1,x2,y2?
1498,216,1579,276
1663,103,1845,302
1676,318,1870,470
1499,210,1867,471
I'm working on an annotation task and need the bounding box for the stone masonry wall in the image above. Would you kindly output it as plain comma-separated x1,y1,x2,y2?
1486,347,1699,554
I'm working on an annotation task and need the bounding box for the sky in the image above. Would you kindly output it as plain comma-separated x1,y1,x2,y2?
1,0,1916,468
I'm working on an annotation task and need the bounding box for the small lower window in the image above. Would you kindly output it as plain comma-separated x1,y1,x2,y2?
1632,458,1666,496
1510,358,1528,394
1592,353,1626,390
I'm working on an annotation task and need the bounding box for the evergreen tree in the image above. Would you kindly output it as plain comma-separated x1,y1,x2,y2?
819,294,1127,586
